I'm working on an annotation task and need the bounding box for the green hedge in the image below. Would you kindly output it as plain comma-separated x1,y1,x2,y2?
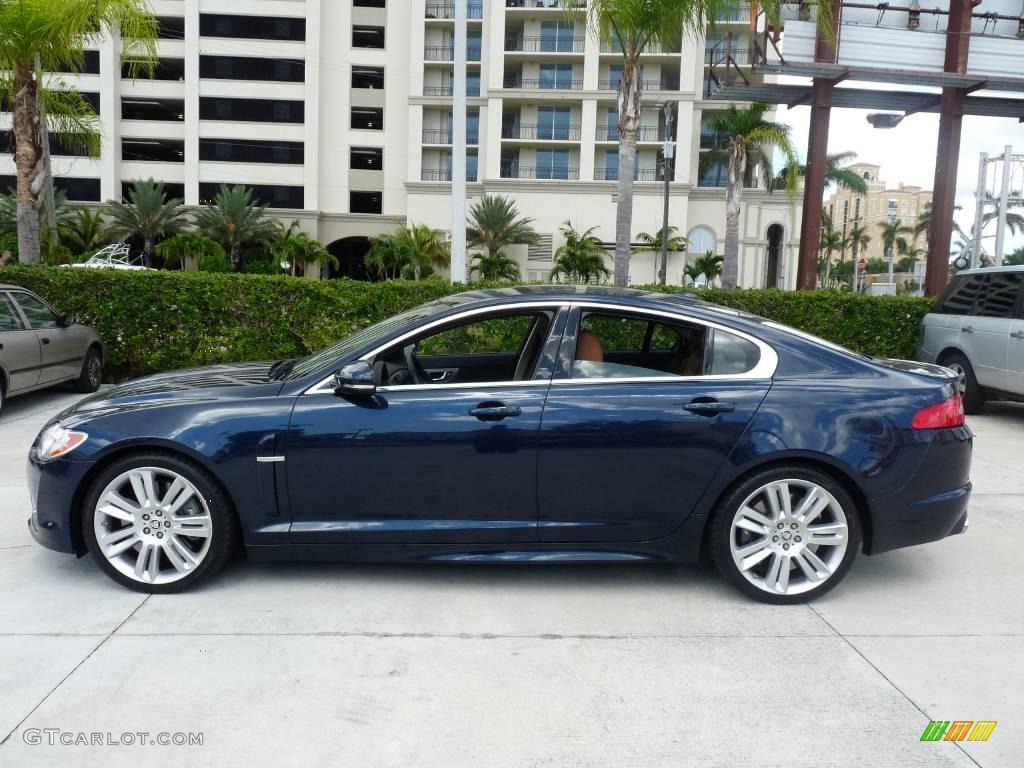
0,266,933,379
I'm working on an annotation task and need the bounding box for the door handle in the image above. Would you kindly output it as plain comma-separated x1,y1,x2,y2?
684,400,735,415
40,337,50,345
469,403,522,421
961,326,974,334
1011,331,1024,340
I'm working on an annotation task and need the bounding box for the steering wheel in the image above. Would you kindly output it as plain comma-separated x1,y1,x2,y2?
403,343,430,385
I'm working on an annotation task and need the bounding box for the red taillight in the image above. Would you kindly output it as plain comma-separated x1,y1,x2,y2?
911,395,965,430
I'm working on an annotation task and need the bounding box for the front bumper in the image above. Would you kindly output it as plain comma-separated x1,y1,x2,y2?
26,454,94,555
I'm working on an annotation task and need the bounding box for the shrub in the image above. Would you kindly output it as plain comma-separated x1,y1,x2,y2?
0,267,934,379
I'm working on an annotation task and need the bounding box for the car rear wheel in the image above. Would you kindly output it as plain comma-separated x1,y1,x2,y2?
83,453,237,593
74,346,103,393
710,467,860,604
941,352,984,414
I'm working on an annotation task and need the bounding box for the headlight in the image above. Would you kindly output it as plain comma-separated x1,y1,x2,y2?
36,424,88,461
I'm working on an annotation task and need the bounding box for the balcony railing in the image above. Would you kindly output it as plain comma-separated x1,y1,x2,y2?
501,124,582,140
500,164,580,180
505,0,586,8
714,6,752,22
423,84,482,96
504,35,585,53
599,39,680,54
424,45,482,61
502,76,584,90
597,78,680,90
705,45,754,66
594,168,669,182
425,3,484,19
421,168,478,181
422,129,480,144
595,125,662,141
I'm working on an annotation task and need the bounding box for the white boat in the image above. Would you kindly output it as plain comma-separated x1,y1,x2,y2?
68,243,153,270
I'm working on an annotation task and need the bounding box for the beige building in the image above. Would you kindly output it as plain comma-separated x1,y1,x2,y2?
825,163,932,264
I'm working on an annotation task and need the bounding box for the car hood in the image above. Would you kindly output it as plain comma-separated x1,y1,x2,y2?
57,361,284,423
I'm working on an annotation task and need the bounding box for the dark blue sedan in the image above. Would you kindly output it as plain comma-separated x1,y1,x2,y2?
27,287,972,603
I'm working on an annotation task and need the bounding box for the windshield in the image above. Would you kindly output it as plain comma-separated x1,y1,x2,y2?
287,304,436,379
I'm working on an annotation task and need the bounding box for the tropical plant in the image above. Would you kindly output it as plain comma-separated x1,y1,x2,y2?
193,185,277,271
270,220,339,277
466,195,538,275
104,180,187,267
0,0,157,263
913,200,961,242
58,208,110,257
398,223,450,281
1006,247,1024,266
471,252,521,282
550,221,610,283
692,251,724,287
366,224,450,281
155,233,230,272
702,102,799,289
818,219,844,282
846,222,870,264
0,192,16,234
877,218,913,278
683,261,703,286
365,232,411,280
633,225,687,285
774,151,869,195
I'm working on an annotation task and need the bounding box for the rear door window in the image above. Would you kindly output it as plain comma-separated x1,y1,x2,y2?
934,275,985,315
972,272,1022,319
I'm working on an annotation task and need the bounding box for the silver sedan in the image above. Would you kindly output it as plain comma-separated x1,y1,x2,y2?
0,285,104,416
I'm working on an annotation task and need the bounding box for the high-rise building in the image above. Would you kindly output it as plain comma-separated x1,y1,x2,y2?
0,0,802,287
825,162,932,264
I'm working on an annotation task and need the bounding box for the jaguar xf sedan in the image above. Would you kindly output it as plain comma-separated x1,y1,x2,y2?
27,286,972,603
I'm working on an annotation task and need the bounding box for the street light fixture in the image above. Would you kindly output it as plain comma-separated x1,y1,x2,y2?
658,102,675,286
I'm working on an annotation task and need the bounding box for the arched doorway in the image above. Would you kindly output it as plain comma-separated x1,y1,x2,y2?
765,224,783,289
326,236,374,280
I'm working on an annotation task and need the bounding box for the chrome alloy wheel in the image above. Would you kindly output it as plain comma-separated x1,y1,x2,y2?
948,361,968,396
92,467,213,585
728,479,849,596
87,355,102,388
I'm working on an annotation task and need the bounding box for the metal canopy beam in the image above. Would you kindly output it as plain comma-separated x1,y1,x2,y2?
754,61,1024,93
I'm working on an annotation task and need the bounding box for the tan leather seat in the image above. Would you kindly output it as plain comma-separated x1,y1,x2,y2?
575,330,604,362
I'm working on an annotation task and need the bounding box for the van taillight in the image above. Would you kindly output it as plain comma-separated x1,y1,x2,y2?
911,395,965,430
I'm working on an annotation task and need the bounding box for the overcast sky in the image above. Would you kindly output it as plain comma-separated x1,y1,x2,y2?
778,104,1024,255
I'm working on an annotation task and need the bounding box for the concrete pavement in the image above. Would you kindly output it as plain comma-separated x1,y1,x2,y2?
0,388,1020,767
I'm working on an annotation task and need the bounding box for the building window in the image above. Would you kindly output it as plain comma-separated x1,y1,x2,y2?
123,57,185,81
539,64,573,89
351,66,385,89
122,98,185,122
53,177,101,202
350,146,384,171
536,148,571,180
467,72,480,96
540,20,576,52
199,183,303,209
537,106,571,140
55,49,99,75
121,139,185,163
467,152,478,182
351,107,384,130
199,138,303,164
200,14,305,41
156,17,185,39
350,191,383,214
122,181,184,201
687,225,717,255
199,97,304,123
200,56,304,83
604,150,619,180
48,133,98,158
352,26,385,48
354,0,386,6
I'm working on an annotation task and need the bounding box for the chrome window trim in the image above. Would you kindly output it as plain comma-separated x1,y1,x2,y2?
303,299,778,395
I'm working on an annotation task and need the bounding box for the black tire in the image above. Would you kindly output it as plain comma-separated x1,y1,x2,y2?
0,377,5,419
74,345,103,393
82,451,238,593
941,352,985,414
709,465,861,605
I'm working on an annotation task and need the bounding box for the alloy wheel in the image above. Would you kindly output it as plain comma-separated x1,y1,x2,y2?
93,467,213,585
728,479,850,597
948,362,968,396
88,355,102,388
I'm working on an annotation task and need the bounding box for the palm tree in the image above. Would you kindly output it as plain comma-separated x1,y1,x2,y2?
913,200,962,242
579,1,730,287
818,222,844,283
366,224,450,281
104,179,187,267
270,221,339,277
702,103,799,289
684,262,703,287
550,221,610,283
877,218,913,283
774,151,869,195
0,0,157,263
155,233,228,271
365,232,409,280
466,195,538,279
633,225,687,285
193,185,277,271
692,251,724,287
398,223,450,280
471,252,521,282
845,222,870,289
59,208,110,257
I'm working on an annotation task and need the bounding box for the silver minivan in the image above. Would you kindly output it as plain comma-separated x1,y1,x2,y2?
917,266,1024,413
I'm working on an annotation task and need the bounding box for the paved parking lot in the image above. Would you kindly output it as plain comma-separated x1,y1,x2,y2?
0,387,1021,767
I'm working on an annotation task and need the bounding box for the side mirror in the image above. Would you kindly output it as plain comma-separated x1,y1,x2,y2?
57,314,75,328
333,361,376,397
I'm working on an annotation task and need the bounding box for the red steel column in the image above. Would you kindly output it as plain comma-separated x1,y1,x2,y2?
925,0,973,296
796,78,834,290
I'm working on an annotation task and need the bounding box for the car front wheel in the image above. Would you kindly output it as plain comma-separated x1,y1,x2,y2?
83,452,237,593
710,467,860,604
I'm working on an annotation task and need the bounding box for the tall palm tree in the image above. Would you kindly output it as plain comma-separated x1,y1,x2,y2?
818,219,844,283
774,151,869,195
59,208,110,257
877,218,913,282
633,225,687,285
845,222,870,289
399,223,450,280
270,221,339,277
466,195,538,279
193,185,277,271
0,0,157,263
366,224,450,281
471,252,521,282
579,0,726,287
913,200,962,242
550,221,610,283
702,103,799,289
104,179,187,267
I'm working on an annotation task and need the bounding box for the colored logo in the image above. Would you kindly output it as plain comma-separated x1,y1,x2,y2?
921,721,997,742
